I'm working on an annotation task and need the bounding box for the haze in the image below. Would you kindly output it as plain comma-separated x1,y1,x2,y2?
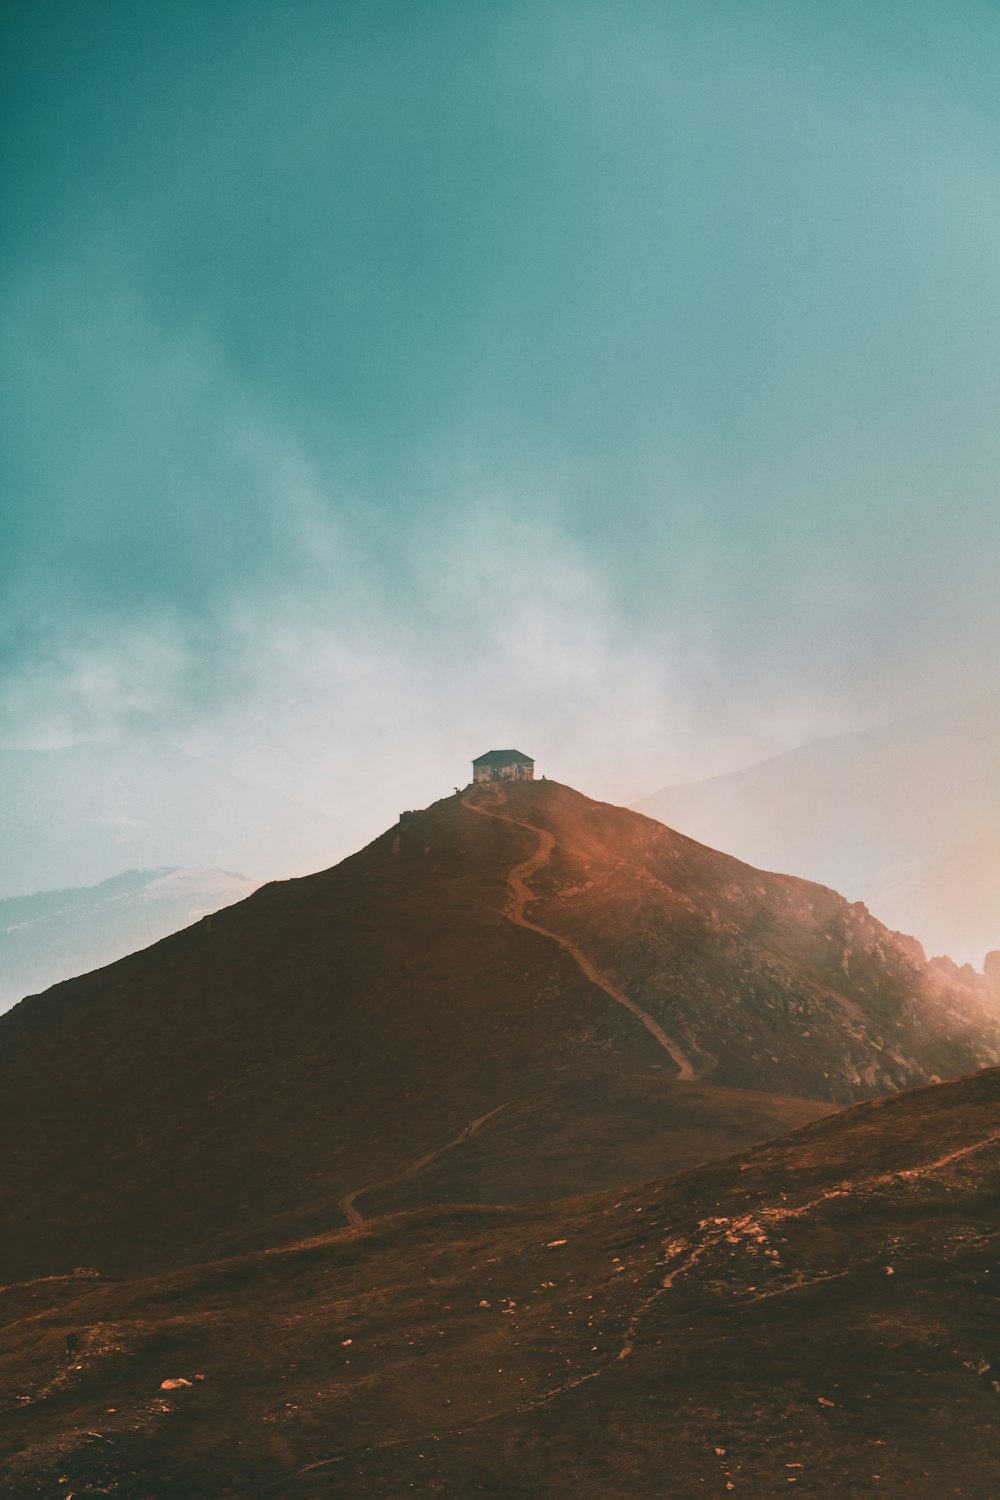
2,1,998,844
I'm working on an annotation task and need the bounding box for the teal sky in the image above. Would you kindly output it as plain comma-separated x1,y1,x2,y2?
2,0,998,824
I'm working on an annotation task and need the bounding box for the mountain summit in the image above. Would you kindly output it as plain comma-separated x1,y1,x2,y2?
1,779,997,1283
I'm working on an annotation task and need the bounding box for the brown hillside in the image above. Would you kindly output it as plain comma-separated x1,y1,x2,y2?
2,1067,997,1499
1,780,995,1284
498,780,998,1095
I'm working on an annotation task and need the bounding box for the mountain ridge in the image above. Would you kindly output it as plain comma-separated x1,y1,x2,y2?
2,778,996,1287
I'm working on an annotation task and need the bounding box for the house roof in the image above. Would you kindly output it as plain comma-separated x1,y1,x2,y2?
472,749,534,766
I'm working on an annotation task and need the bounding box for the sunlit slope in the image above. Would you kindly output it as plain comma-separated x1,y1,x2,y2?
502,780,999,1096
1,779,996,1283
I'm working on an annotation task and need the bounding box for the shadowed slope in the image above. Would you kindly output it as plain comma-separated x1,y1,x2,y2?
1,780,995,1284
1,1068,997,1499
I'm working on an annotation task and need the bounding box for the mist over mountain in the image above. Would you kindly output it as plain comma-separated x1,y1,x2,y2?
0,866,260,1014
0,739,358,899
5,2,1000,1492
3,778,996,1288
636,696,1000,967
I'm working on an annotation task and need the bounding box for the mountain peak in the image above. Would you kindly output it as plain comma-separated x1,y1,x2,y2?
2,777,997,1284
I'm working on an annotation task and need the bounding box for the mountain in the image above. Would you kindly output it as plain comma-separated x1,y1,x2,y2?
0,738,358,898
635,695,1000,967
0,866,261,1015
2,1065,997,1498
1,778,996,1285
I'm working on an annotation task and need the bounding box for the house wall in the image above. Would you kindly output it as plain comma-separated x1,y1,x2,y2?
473,762,534,782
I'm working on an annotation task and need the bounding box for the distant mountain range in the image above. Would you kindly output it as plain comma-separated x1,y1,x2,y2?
636,695,999,967
0,738,358,898
0,866,261,1013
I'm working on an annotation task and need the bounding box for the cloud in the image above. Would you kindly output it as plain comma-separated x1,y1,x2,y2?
2,0,999,836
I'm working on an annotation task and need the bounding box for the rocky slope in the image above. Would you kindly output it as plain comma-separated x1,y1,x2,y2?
1,779,995,1287
2,1066,997,1499
516,780,998,1099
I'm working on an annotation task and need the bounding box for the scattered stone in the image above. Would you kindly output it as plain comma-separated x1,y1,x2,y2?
160,1378,193,1390
817,1396,835,1407
546,1239,568,1248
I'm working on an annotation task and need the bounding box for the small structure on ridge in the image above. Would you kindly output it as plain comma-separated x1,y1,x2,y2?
473,749,535,783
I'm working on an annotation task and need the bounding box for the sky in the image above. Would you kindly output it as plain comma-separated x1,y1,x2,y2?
2,0,999,834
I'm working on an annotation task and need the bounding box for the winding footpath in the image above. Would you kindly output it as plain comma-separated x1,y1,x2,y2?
337,1102,511,1227
463,789,696,1082
337,786,695,1229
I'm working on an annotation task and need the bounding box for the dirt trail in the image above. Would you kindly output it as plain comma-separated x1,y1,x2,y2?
339,784,695,1229
337,1102,511,1227
463,789,697,1081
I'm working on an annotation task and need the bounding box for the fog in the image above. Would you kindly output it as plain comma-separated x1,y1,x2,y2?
3,0,998,846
